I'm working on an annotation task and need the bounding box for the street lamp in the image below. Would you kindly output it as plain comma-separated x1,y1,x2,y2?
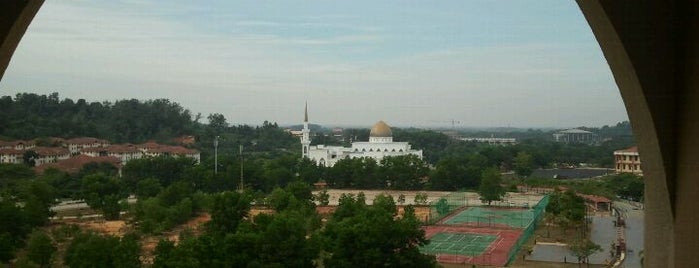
238,145,244,192
214,136,219,174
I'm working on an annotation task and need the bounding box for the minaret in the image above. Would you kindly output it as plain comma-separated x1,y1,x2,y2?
301,102,310,158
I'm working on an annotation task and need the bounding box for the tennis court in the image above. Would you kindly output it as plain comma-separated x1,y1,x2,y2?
421,225,523,266
442,207,535,228
420,232,496,256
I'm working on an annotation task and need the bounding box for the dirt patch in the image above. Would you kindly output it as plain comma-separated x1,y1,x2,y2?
53,219,129,237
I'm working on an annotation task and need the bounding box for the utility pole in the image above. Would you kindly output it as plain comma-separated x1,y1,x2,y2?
214,136,219,175
238,145,244,192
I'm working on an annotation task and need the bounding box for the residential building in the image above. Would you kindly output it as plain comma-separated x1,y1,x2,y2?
0,148,24,164
138,143,200,164
81,144,143,163
0,140,35,150
33,146,70,166
614,146,643,175
65,137,109,154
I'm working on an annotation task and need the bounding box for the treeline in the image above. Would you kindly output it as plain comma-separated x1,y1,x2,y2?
0,93,195,143
0,93,299,153
525,173,644,201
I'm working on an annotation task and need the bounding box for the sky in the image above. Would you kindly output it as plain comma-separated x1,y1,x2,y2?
0,0,628,128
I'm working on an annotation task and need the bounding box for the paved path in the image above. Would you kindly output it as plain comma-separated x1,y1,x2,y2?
614,201,644,268
588,215,617,265
527,244,577,263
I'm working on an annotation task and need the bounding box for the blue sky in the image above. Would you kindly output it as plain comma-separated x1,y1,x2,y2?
0,0,627,128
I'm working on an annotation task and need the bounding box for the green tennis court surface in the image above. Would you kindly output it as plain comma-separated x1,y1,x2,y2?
443,207,535,228
421,232,497,256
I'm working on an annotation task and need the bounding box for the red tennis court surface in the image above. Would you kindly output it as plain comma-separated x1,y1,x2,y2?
423,225,522,266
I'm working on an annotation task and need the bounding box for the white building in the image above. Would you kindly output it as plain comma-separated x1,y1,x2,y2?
65,137,109,154
81,144,143,164
33,147,71,166
460,137,517,145
301,105,422,167
0,140,35,150
0,149,24,164
553,129,599,144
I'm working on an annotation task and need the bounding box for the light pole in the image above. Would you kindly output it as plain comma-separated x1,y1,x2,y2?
214,136,219,175
238,145,244,192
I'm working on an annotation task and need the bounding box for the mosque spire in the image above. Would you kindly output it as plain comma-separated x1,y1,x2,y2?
304,102,308,122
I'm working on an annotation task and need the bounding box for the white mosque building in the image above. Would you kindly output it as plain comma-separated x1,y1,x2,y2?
301,104,423,167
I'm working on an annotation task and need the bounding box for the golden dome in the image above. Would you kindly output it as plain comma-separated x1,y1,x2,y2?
370,120,392,137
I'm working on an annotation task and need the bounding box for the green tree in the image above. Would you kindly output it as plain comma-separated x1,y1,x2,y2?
81,174,124,220
568,238,602,268
514,151,534,177
322,194,436,267
478,168,506,205
380,155,428,190
397,194,406,204
314,189,330,206
135,178,163,199
414,193,428,205
435,198,450,215
208,191,252,234
24,230,56,268
64,232,140,268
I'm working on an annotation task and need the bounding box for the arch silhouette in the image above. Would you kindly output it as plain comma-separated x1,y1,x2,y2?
1,1,697,266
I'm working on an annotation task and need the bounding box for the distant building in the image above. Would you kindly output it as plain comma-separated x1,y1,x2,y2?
460,137,517,145
301,104,422,167
81,144,143,163
285,129,303,138
0,140,35,150
33,146,71,166
0,148,24,164
614,146,642,175
139,143,201,164
553,129,599,144
65,137,109,154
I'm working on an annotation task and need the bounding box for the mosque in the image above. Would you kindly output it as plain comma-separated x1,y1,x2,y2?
301,104,423,167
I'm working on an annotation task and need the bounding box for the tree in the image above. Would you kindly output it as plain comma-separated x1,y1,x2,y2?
208,191,252,234
568,238,602,267
80,174,124,220
397,194,406,205
380,155,428,190
24,230,56,268
513,151,534,177
207,113,228,131
435,198,450,215
135,178,163,199
314,189,330,206
546,190,586,234
478,168,506,205
64,232,140,268
322,194,436,267
23,150,38,167
414,193,428,205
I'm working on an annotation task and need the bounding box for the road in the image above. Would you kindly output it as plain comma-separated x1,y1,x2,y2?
614,201,644,268
588,215,617,265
